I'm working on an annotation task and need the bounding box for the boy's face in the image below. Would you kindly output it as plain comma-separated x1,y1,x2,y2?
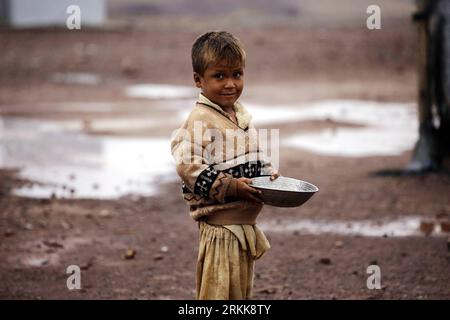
194,60,244,110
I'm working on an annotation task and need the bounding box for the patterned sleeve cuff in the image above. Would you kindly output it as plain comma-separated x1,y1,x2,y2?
193,166,220,198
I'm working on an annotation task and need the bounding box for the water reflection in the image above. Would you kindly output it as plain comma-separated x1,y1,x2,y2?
260,216,448,237
1,117,174,199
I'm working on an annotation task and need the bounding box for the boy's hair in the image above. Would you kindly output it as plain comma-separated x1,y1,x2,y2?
191,31,246,76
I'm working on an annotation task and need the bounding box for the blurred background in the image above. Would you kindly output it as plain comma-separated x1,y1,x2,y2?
1,0,450,300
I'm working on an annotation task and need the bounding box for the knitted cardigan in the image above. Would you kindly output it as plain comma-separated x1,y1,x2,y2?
171,93,275,224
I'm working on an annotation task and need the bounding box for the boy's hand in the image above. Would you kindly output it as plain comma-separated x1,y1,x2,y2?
270,171,281,181
235,177,263,203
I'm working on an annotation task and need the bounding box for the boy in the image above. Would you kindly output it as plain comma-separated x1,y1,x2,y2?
171,31,279,300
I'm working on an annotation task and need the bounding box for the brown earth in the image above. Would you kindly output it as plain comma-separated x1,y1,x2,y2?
1,10,450,299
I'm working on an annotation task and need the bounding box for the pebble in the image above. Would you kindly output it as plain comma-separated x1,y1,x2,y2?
153,255,164,261
334,240,344,248
124,249,136,260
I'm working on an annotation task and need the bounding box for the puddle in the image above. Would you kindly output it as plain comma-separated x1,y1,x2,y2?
50,72,101,86
125,84,197,100
259,216,448,237
244,100,418,157
1,117,175,199
277,100,418,157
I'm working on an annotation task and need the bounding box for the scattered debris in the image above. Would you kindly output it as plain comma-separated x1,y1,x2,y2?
99,209,111,218
124,249,136,260
120,56,138,76
80,259,94,270
43,240,64,249
440,221,450,233
4,229,14,237
153,255,164,261
23,223,34,230
319,258,332,265
334,240,344,248
60,220,72,230
420,220,434,236
256,286,279,294
26,257,49,267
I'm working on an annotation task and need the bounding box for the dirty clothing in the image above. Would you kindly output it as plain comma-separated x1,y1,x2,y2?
171,93,275,299
196,221,270,300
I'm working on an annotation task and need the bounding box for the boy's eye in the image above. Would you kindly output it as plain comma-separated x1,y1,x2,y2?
233,72,242,79
214,73,224,79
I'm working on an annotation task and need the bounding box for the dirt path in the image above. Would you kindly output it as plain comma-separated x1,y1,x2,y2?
1,20,450,299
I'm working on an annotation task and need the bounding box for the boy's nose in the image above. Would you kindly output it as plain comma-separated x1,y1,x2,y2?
224,78,236,88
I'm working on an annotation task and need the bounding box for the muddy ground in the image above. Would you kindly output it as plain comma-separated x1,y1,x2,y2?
1,6,450,299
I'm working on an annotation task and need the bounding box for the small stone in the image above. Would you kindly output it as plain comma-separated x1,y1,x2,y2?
24,223,34,230
160,246,169,253
43,240,64,249
153,255,164,261
319,258,332,265
334,240,344,248
4,229,14,237
61,220,72,230
440,221,450,233
420,220,434,236
38,221,47,228
80,260,94,270
257,287,278,294
124,249,136,260
99,209,111,218
120,56,138,76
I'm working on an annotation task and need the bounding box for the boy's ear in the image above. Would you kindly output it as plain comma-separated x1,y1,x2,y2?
193,72,202,88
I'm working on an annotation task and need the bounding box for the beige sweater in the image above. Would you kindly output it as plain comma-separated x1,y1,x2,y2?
171,93,275,224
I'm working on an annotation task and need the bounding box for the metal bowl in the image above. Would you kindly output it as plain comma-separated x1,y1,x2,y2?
251,176,319,207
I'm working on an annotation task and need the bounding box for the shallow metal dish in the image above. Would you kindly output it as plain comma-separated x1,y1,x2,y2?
251,176,319,207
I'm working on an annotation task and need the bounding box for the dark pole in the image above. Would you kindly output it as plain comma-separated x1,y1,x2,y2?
409,0,450,171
